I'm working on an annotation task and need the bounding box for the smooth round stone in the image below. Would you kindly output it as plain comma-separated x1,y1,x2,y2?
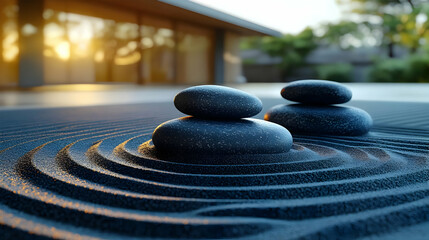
281,80,352,105
174,85,263,119
265,104,372,136
152,117,293,154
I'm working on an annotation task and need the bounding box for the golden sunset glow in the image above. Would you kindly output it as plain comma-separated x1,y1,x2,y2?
54,41,70,60
114,52,141,65
1,9,178,66
3,44,18,62
94,50,104,63
3,31,18,62
0,0,213,86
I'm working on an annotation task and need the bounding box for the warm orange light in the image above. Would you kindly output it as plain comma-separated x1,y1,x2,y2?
3,31,19,62
3,45,18,62
55,41,70,60
94,50,104,63
115,52,141,65
142,37,154,49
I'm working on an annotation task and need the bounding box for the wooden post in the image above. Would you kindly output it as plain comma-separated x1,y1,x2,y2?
214,29,224,85
17,0,44,87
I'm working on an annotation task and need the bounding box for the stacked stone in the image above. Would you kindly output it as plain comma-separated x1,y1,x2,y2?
152,85,293,156
265,80,373,136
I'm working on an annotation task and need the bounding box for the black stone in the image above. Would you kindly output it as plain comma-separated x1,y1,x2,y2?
265,104,372,136
281,80,352,105
152,117,293,154
174,85,263,119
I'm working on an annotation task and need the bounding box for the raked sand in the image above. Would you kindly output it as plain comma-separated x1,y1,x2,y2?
1,99,429,239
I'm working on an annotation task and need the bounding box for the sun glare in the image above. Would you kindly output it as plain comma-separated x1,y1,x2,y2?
3,45,18,62
55,41,70,60
94,50,104,63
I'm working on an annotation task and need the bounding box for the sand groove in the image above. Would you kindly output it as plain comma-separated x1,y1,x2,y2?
1,102,429,239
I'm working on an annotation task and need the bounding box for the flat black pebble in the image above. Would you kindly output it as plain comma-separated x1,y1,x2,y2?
174,85,263,119
265,104,372,136
281,80,352,105
152,117,293,154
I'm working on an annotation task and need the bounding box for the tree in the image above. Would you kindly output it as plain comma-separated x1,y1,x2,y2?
337,0,429,57
319,20,376,49
259,28,317,79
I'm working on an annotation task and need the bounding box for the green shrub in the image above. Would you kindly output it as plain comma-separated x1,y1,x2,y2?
242,58,256,65
316,63,353,82
369,58,408,82
369,55,429,82
407,55,429,83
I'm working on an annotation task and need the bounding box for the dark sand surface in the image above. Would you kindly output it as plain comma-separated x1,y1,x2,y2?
1,98,429,239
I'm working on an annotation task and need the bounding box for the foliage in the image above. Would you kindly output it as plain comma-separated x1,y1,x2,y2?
369,58,409,82
336,0,429,56
316,63,353,82
369,54,429,82
259,28,317,77
242,58,256,65
319,20,375,49
239,0,429,83
407,54,429,82
240,37,262,50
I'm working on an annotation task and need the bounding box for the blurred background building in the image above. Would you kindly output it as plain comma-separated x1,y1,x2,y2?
1,0,428,88
0,0,280,87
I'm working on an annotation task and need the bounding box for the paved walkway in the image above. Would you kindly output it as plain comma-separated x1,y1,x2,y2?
0,83,428,109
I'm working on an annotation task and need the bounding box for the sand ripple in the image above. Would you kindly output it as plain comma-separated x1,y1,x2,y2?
1,103,429,239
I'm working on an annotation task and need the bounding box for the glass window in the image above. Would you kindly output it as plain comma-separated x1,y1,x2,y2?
141,16,175,84
92,19,140,83
0,0,18,86
43,1,139,84
176,23,213,85
41,0,215,86
43,9,68,84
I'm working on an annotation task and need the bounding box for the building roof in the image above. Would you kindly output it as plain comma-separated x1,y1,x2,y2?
159,0,282,36
92,0,281,36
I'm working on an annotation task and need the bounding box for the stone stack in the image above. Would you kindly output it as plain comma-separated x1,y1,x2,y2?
265,80,373,136
152,85,293,156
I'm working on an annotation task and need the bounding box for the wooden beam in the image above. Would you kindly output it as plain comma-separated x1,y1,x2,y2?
18,0,44,87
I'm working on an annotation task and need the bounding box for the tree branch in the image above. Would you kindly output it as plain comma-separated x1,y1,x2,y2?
407,0,414,9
